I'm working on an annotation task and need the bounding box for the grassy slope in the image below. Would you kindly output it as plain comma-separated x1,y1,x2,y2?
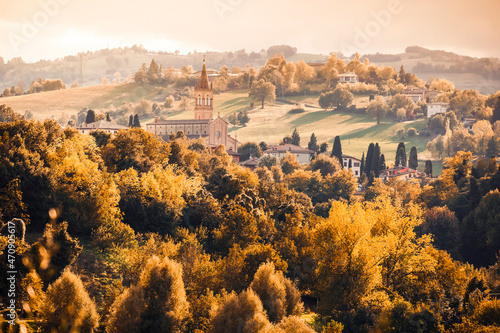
1,85,443,174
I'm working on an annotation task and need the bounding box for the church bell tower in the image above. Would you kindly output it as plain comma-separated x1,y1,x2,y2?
194,56,214,120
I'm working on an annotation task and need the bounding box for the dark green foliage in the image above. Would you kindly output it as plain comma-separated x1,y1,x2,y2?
491,96,500,124
89,129,111,147
85,109,95,124
133,114,141,128
308,133,319,153
360,152,365,174
379,154,386,172
365,143,375,176
486,137,498,159
331,136,342,167
409,146,418,170
425,160,433,176
259,141,268,152
395,142,407,167
129,114,133,127
237,142,263,162
370,143,380,176
418,206,461,259
320,142,329,153
291,128,300,146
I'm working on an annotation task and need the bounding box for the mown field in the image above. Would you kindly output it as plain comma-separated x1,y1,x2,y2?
0,84,443,174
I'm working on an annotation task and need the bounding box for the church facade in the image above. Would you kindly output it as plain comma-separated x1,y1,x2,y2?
146,59,238,152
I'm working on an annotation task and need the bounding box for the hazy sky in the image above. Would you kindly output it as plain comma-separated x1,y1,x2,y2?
1,0,499,62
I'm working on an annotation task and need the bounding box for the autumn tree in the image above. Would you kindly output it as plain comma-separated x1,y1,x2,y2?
366,95,388,124
319,87,354,110
249,262,303,322
280,152,301,175
389,94,415,114
309,154,340,177
107,256,189,333
39,270,99,333
249,79,277,109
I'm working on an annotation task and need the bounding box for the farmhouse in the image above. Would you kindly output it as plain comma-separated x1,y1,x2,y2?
264,144,313,164
341,154,362,178
404,88,440,103
146,59,238,155
338,72,358,85
379,166,420,182
427,102,449,118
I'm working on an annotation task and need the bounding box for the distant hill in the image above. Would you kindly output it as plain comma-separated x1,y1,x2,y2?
1,45,499,95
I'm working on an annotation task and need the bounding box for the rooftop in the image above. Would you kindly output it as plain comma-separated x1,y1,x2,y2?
76,120,127,130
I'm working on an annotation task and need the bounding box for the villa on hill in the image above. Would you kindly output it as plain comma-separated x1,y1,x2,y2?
379,166,421,182
341,154,361,178
264,144,314,164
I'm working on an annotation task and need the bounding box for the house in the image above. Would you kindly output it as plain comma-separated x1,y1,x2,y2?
338,72,358,85
264,144,313,164
146,58,238,155
463,118,476,131
379,166,419,182
427,102,449,118
76,120,127,134
404,88,440,103
342,154,362,178
239,156,260,170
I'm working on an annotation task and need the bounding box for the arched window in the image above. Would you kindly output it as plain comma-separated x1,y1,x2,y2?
207,95,210,106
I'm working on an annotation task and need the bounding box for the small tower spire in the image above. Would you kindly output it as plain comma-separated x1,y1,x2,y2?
199,55,209,89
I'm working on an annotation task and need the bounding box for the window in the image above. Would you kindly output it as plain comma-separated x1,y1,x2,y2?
354,162,360,167
355,171,358,175
344,162,347,167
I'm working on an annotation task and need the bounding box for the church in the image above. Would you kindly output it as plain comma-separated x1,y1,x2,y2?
146,59,238,156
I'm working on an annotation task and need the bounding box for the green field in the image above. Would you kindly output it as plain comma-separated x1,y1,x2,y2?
1,84,443,174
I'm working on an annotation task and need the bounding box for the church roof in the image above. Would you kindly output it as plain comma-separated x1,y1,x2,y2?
198,57,210,89
151,119,211,125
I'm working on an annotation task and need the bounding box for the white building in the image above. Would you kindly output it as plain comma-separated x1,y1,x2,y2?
427,102,449,118
341,154,362,178
76,120,127,135
338,72,358,85
264,144,313,164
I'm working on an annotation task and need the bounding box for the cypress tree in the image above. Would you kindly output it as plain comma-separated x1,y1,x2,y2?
128,115,133,127
425,160,433,177
365,143,375,176
106,113,111,122
331,136,343,167
308,133,319,153
348,158,352,169
371,143,381,176
380,154,386,171
395,142,407,167
85,110,95,124
360,152,365,174
409,146,418,170
133,114,141,128
291,128,300,146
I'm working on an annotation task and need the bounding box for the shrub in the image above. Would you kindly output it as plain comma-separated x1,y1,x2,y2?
407,127,417,137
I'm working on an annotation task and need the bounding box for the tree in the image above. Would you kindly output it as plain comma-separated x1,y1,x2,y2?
249,262,303,322
85,109,95,124
280,152,301,175
291,128,300,146
0,104,22,122
395,142,407,167
308,133,319,153
209,289,271,333
371,143,381,176
237,110,250,126
164,96,175,109
449,89,485,117
39,270,99,333
331,136,342,167
486,136,498,159
491,96,500,124
133,114,141,128
366,96,388,124
360,152,365,175
107,256,189,333
309,154,341,177
238,142,263,161
425,160,433,177
129,114,133,127
249,79,276,109
409,146,418,170
389,94,415,114
365,143,375,176
319,87,354,110
380,153,386,171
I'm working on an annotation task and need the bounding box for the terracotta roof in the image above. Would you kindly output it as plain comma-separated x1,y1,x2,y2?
76,120,127,130
342,154,361,161
265,144,314,154
149,119,211,125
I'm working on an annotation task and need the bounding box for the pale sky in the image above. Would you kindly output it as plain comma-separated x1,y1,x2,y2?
1,0,499,62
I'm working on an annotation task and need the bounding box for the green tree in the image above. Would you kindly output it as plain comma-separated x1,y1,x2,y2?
237,110,250,126
238,142,263,161
380,153,386,172
308,133,319,153
319,142,329,153
360,152,365,175
409,146,418,170
366,96,388,124
371,143,381,176
249,79,276,109
133,114,141,128
319,87,354,110
85,109,95,124
164,96,175,109
258,155,278,169
39,270,99,333
291,128,300,146
107,256,189,333
395,142,407,167
365,143,375,176
331,136,342,167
